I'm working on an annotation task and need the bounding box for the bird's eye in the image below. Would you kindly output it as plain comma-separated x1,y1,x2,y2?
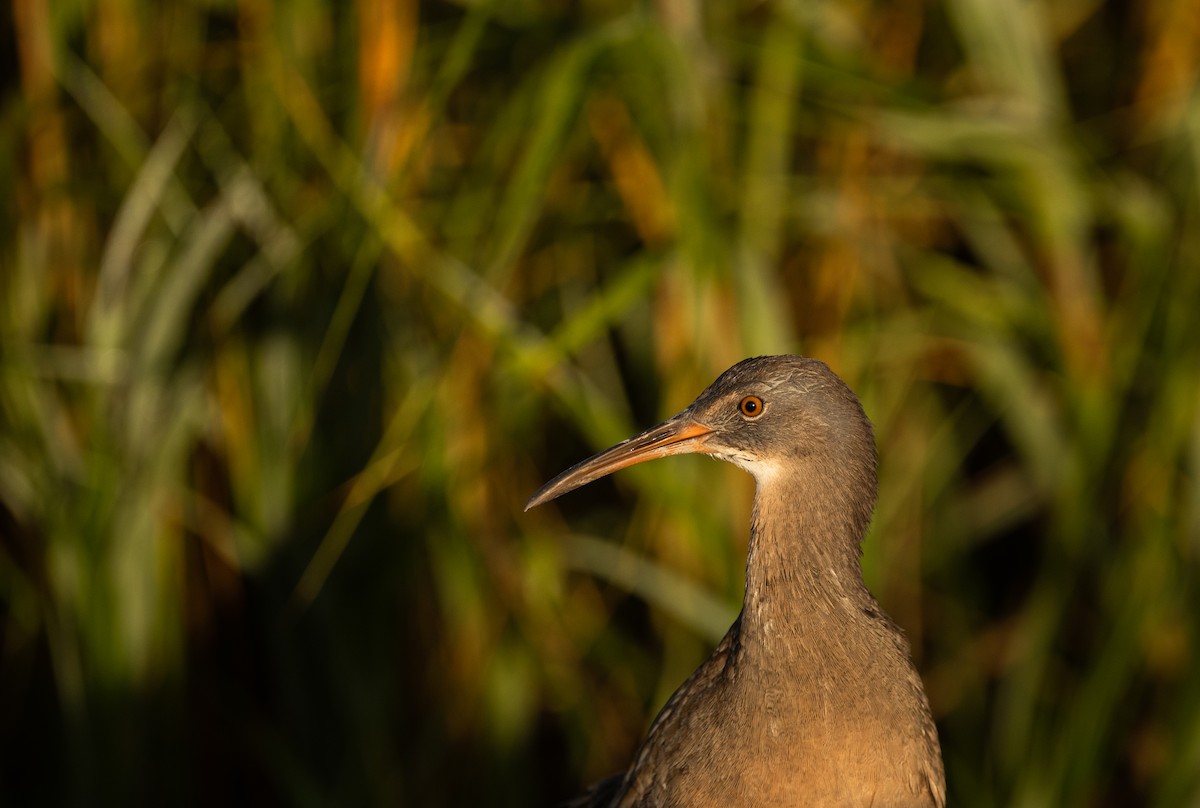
738,395,764,418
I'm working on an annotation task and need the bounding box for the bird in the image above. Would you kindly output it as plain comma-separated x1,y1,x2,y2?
525,355,945,808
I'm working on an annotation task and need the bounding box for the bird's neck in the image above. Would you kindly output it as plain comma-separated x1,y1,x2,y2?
739,470,876,659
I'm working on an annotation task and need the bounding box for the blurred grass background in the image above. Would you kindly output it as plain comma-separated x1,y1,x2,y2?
2,0,1200,805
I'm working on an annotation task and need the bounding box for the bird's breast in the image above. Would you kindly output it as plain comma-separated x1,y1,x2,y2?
618,614,939,808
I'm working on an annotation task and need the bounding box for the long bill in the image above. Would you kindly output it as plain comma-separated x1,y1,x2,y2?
525,414,715,511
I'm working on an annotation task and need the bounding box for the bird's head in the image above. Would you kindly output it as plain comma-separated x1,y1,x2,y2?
525,356,877,517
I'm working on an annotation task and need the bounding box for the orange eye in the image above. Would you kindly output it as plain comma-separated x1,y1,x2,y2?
738,395,764,418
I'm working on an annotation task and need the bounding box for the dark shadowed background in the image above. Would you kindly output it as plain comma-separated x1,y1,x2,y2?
2,0,1199,805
